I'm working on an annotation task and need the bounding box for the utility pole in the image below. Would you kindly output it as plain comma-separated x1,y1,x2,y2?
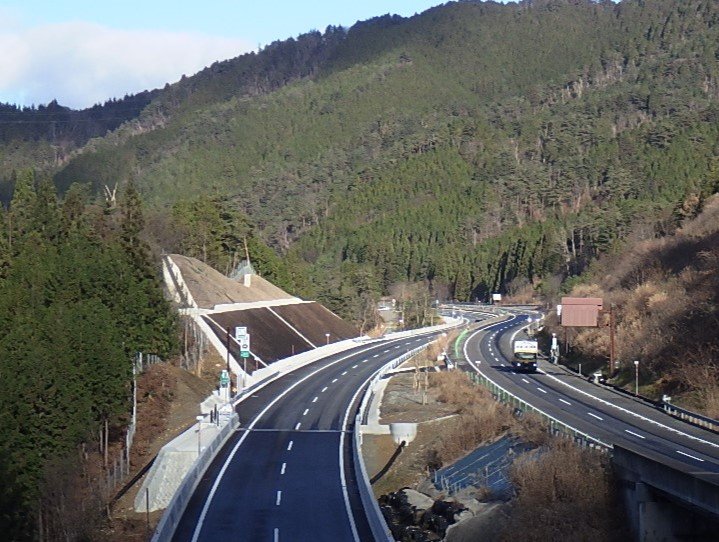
609,304,616,374
226,327,232,394
634,360,639,396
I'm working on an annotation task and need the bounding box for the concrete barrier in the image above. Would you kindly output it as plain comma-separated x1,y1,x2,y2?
149,321,461,540
354,344,432,541
149,413,239,542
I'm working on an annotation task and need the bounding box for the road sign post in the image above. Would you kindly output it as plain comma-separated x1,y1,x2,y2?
236,330,251,390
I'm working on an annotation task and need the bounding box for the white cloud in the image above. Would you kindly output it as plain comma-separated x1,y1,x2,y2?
0,20,252,109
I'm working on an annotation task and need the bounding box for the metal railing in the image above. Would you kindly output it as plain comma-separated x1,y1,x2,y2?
661,402,719,433
467,371,611,451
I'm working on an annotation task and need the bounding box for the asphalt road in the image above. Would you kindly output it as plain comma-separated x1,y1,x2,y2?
171,333,440,542
459,309,719,474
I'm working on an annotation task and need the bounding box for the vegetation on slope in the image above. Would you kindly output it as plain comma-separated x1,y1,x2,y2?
0,172,177,540
35,0,719,316
0,92,160,194
549,194,719,416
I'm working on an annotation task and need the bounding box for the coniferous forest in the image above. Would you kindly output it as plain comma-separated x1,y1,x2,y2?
1,0,719,537
0,174,177,539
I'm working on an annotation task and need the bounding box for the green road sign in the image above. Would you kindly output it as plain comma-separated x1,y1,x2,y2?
240,351,250,358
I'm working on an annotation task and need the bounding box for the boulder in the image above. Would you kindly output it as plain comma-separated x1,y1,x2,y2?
402,488,435,511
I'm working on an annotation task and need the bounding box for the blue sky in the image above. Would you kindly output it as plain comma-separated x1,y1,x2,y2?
0,1,452,109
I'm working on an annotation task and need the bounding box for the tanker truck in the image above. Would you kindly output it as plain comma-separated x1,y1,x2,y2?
512,339,539,372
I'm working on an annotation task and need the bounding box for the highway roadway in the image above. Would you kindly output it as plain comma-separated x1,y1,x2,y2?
458,308,719,475
171,332,442,542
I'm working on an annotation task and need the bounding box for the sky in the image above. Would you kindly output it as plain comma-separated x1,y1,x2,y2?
0,1,450,110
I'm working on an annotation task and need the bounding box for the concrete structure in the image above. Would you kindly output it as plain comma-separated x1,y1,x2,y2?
162,254,358,386
135,409,235,512
390,423,417,445
613,445,719,541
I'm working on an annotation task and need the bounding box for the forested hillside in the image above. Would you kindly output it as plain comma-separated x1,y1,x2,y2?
0,174,177,540
551,194,719,416
0,91,160,195
1,0,718,536
36,0,719,317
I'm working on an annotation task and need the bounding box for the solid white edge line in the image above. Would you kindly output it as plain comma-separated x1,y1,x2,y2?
536,366,719,449
338,373,375,541
189,344,385,542
485,311,719,452
461,316,611,449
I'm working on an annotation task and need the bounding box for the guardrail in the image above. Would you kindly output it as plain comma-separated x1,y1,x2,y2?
468,371,610,451
453,334,611,451
561,363,719,434
354,344,431,542
661,402,719,433
151,413,239,542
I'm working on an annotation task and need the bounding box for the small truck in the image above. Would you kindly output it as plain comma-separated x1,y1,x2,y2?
512,339,539,372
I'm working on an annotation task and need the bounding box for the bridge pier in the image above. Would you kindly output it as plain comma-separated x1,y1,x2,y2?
613,446,719,541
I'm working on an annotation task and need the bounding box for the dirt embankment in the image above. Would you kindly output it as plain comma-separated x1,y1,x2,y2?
104,363,213,541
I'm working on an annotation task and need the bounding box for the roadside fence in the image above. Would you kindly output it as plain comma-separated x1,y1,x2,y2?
102,352,163,500
466,370,611,452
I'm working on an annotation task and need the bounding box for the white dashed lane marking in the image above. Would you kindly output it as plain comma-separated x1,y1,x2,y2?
677,450,705,462
294,422,301,430
559,398,571,406
276,491,282,506
537,387,547,394
587,412,604,421
280,463,286,475
287,441,293,451
625,429,645,439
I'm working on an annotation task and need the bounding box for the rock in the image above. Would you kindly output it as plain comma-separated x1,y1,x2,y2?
402,488,435,511
416,478,443,499
452,497,481,515
453,509,474,523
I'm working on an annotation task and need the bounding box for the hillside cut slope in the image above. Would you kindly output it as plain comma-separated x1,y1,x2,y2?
167,254,295,309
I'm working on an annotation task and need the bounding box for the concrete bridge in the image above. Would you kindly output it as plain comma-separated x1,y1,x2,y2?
613,445,719,541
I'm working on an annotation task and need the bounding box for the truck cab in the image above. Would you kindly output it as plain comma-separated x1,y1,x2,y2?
512,339,539,372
